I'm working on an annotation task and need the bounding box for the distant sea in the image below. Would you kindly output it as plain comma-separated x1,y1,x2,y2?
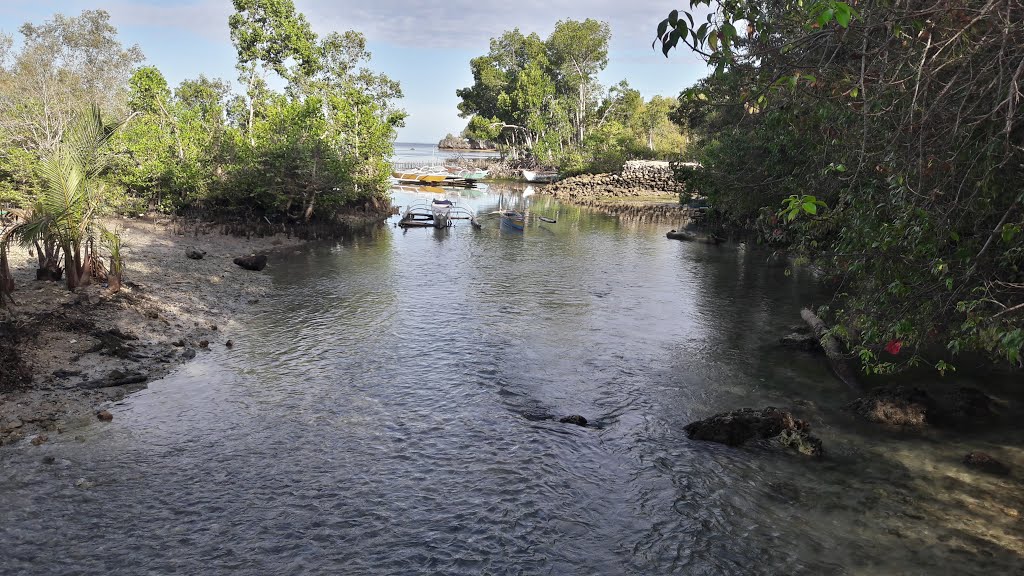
392,142,498,164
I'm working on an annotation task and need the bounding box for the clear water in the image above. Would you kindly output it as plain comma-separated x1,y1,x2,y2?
1,185,1022,575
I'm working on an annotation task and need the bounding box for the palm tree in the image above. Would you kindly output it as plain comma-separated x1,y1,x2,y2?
19,105,124,291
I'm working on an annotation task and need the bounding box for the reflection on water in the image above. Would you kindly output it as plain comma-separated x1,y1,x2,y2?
1,185,1022,575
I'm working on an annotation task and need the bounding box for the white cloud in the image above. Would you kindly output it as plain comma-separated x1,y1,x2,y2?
296,0,681,51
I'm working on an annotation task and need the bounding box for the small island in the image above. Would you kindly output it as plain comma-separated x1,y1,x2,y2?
437,133,497,152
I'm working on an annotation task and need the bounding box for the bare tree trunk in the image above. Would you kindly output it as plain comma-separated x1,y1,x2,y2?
304,190,317,222
247,70,256,146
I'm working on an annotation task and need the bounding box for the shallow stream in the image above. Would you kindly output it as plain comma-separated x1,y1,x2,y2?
1,186,1021,574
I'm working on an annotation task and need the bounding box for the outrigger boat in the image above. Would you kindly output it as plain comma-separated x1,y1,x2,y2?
475,194,557,232
445,166,489,180
398,199,480,229
391,167,449,185
522,169,560,183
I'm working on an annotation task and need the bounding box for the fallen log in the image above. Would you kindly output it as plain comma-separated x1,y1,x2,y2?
800,308,861,390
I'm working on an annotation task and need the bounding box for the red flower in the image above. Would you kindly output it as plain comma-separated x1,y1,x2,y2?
884,339,903,355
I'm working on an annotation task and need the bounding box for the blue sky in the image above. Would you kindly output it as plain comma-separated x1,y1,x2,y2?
1,1,709,142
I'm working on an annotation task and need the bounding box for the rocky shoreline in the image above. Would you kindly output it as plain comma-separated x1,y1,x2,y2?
0,218,307,447
540,161,697,223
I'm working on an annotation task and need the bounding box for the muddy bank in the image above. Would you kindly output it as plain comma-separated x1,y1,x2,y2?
0,218,311,446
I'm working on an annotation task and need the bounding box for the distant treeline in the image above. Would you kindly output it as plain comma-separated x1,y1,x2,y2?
455,20,687,173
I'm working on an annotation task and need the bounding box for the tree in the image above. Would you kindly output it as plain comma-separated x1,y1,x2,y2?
546,19,611,145
0,10,141,155
656,2,1024,370
229,0,319,143
20,106,124,291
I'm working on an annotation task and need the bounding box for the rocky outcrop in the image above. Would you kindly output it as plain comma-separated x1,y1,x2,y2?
684,407,823,456
438,135,497,150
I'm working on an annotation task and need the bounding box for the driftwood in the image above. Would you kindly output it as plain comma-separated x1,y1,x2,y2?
801,308,860,390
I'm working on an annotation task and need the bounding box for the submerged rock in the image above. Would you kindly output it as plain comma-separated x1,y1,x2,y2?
963,452,1010,476
233,254,268,271
684,407,822,456
845,386,934,427
559,415,588,427
935,387,996,428
779,332,822,352
848,385,998,429
96,410,113,422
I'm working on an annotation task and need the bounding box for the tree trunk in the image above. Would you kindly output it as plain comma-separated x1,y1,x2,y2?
106,256,121,295
34,239,63,281
801,308,861,390
64,244,79,291
247,70,256,146
304,189,317,222
0,243,15,306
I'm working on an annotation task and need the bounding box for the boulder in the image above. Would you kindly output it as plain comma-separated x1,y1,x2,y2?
185,247,206,260
845,386,934,426
963,452,1010,476
684,407,822,456
233,254,268,271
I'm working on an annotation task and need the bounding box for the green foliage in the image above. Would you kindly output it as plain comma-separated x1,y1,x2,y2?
457,21,686,170
658,1,1024,371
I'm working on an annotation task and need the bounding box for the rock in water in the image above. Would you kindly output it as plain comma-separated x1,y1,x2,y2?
779,332,822,352
96,410,113,422
963,452,1010,476
233,254,268,271
559,415,588,427
845,386,934,426
185,247,206,260
684,407,823,456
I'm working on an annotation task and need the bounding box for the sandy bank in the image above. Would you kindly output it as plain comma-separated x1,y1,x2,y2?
0,217,303,446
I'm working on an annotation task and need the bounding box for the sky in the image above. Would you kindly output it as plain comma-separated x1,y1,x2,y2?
0,0,710,142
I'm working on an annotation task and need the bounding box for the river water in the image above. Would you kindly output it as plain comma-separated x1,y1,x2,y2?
1,186,1022,575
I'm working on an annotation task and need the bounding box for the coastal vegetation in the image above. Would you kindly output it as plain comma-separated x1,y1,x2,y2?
656,1,1023,372
0,1,404,228
455,20,687,173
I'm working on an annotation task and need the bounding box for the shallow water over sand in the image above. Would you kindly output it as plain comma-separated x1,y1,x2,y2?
1,186,1022,575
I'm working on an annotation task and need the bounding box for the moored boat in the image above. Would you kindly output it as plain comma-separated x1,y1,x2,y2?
522,169,560,183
